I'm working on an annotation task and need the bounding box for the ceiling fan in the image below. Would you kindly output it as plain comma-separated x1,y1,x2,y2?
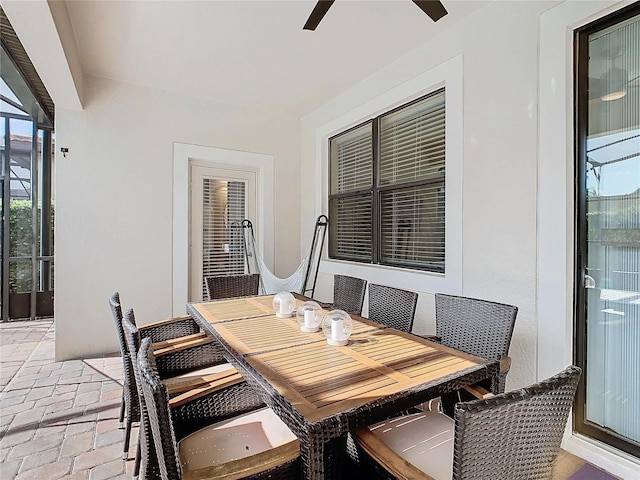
303,0,448,31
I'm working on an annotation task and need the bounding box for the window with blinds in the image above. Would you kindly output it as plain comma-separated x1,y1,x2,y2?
329,122,373,261
201,179,246,298
328,89,446,272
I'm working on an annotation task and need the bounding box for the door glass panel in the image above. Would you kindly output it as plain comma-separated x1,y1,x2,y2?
201,179,246,298
9,118,33,294
584,12,640,445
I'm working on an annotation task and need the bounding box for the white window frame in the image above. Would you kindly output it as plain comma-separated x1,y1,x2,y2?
315,55,463,294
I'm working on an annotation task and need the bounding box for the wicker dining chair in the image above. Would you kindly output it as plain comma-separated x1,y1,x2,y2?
351,365,581,480
332,275,367,314
109,293,233,469
123,310,264,479
435,293,518,394
137,336,301,480
110,292,213,430
205,273,261,300
368,284,418,333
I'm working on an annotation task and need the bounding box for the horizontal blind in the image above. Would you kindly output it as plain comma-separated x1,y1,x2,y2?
330,122,373,194
329,195,372,261
379,90,445,187
380,183,445,270
202,179,245,298
328,88,446,272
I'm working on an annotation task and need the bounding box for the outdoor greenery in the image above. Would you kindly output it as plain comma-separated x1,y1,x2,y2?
8,199,54,293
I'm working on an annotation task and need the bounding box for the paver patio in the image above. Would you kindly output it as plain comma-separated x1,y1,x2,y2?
0,320,136,480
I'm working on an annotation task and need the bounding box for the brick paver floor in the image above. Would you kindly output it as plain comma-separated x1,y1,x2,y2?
0,320,136,480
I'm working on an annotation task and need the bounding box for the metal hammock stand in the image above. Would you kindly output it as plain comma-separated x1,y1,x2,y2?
240,215,328,298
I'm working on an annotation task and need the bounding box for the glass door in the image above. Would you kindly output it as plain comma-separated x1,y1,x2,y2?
575,5,640,457
189,164,256,301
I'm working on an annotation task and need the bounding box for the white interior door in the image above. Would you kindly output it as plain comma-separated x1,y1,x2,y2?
189,164,257,301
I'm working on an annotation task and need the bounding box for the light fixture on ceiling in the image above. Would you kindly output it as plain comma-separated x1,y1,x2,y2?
600,64,628,101
599,43,628,102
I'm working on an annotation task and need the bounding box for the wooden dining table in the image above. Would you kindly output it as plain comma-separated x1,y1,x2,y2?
188,294,499,480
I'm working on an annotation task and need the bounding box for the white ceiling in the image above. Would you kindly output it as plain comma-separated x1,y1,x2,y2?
64,0,490,117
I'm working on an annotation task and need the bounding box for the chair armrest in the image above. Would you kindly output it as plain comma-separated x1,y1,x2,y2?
151,332,208,350
462,356,511,399
354,428,435,480
500,356,512,376
153,333,211,357
169,372,244,408
140,315,193,330
462,384,493,399
163,368,238,395
417,334,441,343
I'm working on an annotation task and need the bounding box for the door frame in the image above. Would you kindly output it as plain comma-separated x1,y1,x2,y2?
573,2,640,459
172,142,274,316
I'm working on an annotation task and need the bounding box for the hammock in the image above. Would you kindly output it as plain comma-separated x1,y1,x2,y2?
255,250,310,294
242,216,328,296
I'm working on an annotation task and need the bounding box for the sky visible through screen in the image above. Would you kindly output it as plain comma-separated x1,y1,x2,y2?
1,78,35,135
587,129,640,197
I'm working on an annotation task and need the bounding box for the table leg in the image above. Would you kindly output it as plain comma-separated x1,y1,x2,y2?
301,434,349,480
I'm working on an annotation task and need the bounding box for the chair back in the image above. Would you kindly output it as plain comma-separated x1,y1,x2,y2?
109,293,139,422
109,292,125,351
121,309,142,416
368,284,418,333
123,310,159,479
333,275,367,314
435,294,517,362
138,337,182,480
205,273,260,301
452,365,581,480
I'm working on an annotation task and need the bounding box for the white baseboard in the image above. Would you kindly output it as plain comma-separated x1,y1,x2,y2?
563,434,640,480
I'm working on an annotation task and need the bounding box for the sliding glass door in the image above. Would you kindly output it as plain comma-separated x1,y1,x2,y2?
575,4,639,457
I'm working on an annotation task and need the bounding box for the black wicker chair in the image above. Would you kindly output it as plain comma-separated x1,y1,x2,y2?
205,273,260,301
368,284,418,333
137,336,301,480
351,365,581,480
123,310,265,479
435,293,518,394
110,292,211,429
332,275,367,314
110,292,233,470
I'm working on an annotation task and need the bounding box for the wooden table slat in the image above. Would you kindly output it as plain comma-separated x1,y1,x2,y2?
192,295,307,323
246,331,484,421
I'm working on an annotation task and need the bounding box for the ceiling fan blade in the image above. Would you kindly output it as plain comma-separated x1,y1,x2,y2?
412,0,448,22
303,0,336,31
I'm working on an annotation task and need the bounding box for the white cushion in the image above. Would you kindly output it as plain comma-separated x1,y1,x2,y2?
178,407,297,473
368,411,454,480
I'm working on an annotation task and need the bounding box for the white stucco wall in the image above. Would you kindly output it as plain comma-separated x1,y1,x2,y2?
302,0,546,392
54,75,301,360
302,1,639,477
